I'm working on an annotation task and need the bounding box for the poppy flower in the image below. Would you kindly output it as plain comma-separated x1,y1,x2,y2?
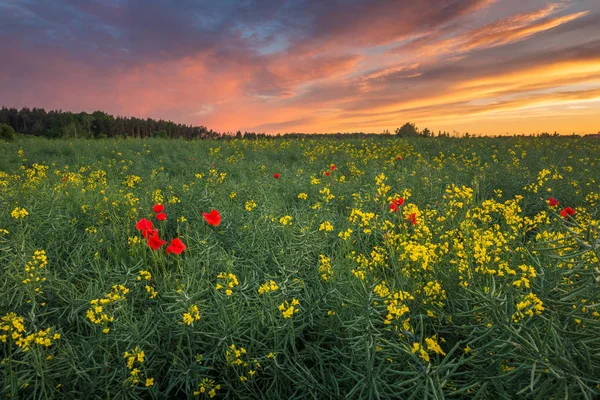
203,210,222,226
136,218,153,232
548,198,559,207
560,207,576,219
141,228,157,239
166,238,186,255
155,212,167,221
274,173,280,179
61,176,67,182
330,164,336,171
407,213,417,225
147,232,167,251
389,197,405,212
397,156,402,161
325,171,330,176
153,204,164,213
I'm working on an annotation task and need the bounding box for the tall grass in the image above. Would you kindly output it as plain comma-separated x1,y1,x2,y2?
1,136,599,398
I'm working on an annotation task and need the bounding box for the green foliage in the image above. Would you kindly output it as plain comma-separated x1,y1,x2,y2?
1,136,599,398
0,123,16,141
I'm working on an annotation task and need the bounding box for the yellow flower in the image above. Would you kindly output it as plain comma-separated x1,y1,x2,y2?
298,193,308,200
338,228,352,241
216,272,239,295
411,342,430,362
183,305,201,325
11,207,29,219
258,280,279,294
279,299,300,318
145,378,154,387
245,200,257,212
138,270,152,281
319,221,334,232
279,215,293,226
425,336,446,356
318,255,333,281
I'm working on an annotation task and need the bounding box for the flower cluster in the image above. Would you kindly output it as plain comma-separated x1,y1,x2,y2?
22,250,48,294
193,378,221,398
0,313,60,352
258,280,279,294
215,272,239,296
245,200,257,212
411,336,446,363
338,228,353,241
124,346,154,387
279,299,300,319
136,207,186,254
137,270,157,299
389,197,404,212
319,220,334,232
225,344,261,383
183,304,201,325
279,215,293,226
86,285,130,333
122,174,142,188
318,255,332,281
512,292,545,323
11,206,29,219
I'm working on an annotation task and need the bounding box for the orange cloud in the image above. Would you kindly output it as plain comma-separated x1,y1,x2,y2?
390,3,588,57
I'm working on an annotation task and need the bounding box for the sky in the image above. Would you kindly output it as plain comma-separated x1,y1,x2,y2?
1,0,599,135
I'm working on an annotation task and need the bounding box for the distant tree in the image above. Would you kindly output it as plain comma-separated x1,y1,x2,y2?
0,123,16,141
382,129,390,135
420,127,432,137
395,122,418,137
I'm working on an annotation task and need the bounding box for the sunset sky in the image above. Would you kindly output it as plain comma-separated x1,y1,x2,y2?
1,0,599,135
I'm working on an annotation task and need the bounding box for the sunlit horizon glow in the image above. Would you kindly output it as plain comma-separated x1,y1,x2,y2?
1,0,599,135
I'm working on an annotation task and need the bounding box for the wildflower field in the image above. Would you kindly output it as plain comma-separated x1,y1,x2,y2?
1,136,600,399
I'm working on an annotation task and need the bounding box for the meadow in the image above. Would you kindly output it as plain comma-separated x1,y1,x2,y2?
1,135,599,399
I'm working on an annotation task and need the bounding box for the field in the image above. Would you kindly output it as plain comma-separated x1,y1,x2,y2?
1,136,600,399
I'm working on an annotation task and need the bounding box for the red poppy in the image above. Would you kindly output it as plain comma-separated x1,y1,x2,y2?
203,210,222,226
153,204,164,213
389,197,405,212
61,176,67,182
560,207,576,218
147,232,167,251
548,198,559,207
325,171,330,176
166,238,186,255
274,173,280,179
407,213,417,225
141,228,157,239
155,212,167,221
330,164,336,171
397,156,402,161
136,218,153,232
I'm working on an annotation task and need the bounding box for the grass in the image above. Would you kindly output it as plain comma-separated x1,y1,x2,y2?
1,135,599,399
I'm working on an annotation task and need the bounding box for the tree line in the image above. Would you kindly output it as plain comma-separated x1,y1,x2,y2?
1,106,592,141
0,106,448,140
0,107,225,140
